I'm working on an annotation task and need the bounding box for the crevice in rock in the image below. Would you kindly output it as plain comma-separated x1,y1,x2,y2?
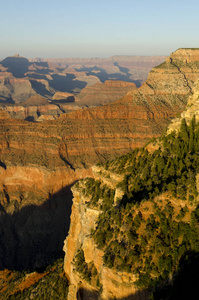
171,61,193,95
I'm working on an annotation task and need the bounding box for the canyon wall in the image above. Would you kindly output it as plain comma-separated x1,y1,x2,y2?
0,48,199,274
76,80,137,106
63,48,199,299
0,48,199,209
63,165,149,300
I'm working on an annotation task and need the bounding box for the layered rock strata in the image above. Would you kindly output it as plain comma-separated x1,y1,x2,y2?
31,55,166,85
0,48,199,272
63,48,199,299
0,54,166,105
1,49,199,171
168,77,199,132
76,80,137,106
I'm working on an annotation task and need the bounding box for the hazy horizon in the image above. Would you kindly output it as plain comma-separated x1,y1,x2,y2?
1,0,199,59
0,53,168,61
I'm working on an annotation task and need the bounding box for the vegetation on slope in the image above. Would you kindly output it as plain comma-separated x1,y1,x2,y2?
73,247,102,290
78,116,199,296
0,258,68,300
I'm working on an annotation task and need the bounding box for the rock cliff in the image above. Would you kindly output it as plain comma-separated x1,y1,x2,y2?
0,48,199,204
1,48,199,284
76,80,137,106
168,77,199,133
63,48,199,299
63,166,148,300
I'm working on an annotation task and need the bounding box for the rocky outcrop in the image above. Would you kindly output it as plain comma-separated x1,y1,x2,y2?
1,103,63,121
168,77,199,133
0,77,37,103
1,48,199,276
0,54,165,105
1,49,199,168
76,80,137,106
52,91,76,101
0,161,93,270
63,166,148,300
63,48,199,299
30,55,166,86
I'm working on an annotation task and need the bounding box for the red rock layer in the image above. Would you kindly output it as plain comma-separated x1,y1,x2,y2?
1,49,199,170
0,49,198,209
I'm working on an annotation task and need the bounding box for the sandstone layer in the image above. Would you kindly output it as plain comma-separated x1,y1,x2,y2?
1,102,63,121
168,77,199,133
0,49,199,172
76,80,137,106
62,48,199,299
0,48,199,274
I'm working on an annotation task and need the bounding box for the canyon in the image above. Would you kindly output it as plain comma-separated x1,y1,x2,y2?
64,59,199,299
0,54,165,122
1,48,199,298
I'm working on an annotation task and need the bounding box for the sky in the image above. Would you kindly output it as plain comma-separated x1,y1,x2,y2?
0,0,199,59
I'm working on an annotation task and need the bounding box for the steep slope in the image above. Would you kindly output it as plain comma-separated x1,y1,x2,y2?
0,49,199,194
0,258,69,299
0,76,37,103
0,48,199,285
168,77,199,133
76,80,137,106
63,49,199,299
1,94,64,121
64,114,199,299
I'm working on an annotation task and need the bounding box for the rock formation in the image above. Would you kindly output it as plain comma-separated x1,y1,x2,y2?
0,48,198,189
63,165,151,299
76,80,137,106
0,48,199,294
63,51,199,297
0,54,165,106
30,55,166,86
168,77,199,133
0,54,166,121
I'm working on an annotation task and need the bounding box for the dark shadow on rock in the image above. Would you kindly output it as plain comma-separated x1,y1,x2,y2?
0,97,15,104
0,184,74,271
77,288,99,300
25,116,36,122
75,66,141,87
30,80,53,97
49,74,87,93
114,62,130,75
1,57,30,78
76,287,149,300
0,160,6,170
33,67,54,75
51,96,75,104
152,251,199,300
